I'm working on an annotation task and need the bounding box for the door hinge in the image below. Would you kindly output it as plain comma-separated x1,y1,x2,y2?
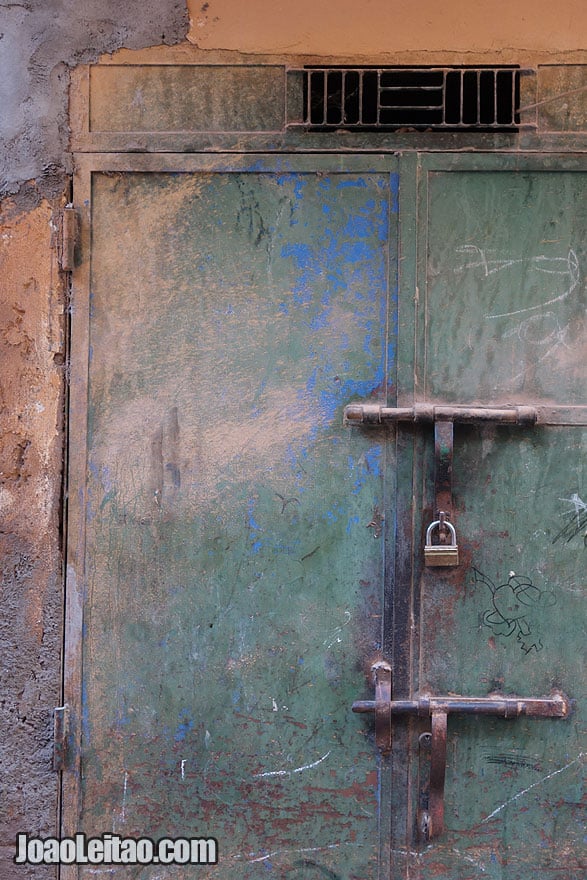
59,205,78,272
53,704,70,772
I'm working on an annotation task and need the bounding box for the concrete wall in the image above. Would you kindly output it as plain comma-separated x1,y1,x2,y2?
0,1,188,199
0,1,585,877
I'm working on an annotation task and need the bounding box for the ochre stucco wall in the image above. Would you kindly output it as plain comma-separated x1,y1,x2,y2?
187,0,587,56
0,197,65,879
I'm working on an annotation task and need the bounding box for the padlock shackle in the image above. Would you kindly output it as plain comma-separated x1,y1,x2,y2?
426,520,457,545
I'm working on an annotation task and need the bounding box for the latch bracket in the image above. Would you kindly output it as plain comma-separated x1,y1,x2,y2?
352,668,570,838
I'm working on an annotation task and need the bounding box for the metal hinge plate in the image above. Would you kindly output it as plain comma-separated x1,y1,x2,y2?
59,205,77,272
53,704,70,772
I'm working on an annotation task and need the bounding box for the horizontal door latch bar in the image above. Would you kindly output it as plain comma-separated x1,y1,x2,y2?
344,402,587,426
352,692,570,719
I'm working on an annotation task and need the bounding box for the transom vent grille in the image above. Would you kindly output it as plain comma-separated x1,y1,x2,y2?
299,67,522,131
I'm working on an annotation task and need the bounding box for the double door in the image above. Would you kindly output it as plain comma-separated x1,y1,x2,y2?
64,152,586,878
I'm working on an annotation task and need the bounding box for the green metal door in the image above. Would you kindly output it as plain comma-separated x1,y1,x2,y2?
64,154,398,878
350,154,585,879
398,155,586,879
64,152,585,879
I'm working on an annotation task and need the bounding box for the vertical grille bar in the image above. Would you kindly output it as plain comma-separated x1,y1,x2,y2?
377,69,382,126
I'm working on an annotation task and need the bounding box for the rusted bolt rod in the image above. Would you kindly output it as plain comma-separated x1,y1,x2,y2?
352,693,569,718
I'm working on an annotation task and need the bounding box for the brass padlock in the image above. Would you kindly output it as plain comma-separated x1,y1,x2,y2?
424,520,459,567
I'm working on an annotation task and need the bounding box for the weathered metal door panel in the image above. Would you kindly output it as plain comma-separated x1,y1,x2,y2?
401,157,586,878
66,155,398,878
66,150,585,880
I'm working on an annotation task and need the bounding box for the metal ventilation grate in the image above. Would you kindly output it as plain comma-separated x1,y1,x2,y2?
296,67,522,131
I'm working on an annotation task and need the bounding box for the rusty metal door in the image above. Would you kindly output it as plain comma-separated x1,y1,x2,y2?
64,152,585,879
64,153,398,879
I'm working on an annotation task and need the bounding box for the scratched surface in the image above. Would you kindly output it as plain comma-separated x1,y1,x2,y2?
423,170,586,404
409,164,586,879
80,165,398,877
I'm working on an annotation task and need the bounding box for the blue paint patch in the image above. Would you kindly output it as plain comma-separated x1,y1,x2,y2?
247,498,262,531
346,515,361,534
345,241,377,268
389,172,400,215
350,446,383,494
324,272,347,293
309,309,331,330
276,173,308,203
273,174,393,428
318,371,385,425
247,498,264,554
363,446,382,476
99,465,114,493
174,709,194,743
336,178,368,189
280,242,313,268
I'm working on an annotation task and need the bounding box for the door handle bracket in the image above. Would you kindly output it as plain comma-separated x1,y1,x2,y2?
353,666,570,838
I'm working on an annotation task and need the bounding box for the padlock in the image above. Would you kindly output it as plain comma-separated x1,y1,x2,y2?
424,520,459,567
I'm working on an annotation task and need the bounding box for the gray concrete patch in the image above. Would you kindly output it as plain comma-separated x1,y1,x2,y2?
0,0,189,199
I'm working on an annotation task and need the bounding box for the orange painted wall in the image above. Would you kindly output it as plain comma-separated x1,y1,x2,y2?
187,0,587,56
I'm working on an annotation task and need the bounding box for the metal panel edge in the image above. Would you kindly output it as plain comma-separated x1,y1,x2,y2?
60,160,92,880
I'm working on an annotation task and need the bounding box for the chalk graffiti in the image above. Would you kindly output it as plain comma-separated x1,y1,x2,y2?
552,493,587,545
473,568,556,654
454,244,583,383
454,246,580,320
